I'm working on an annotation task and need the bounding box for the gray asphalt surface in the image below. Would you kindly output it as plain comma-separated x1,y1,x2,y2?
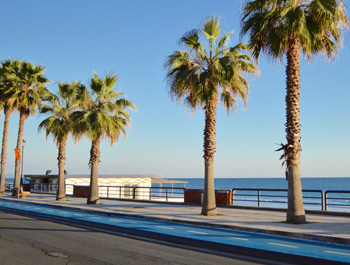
0,210,289,265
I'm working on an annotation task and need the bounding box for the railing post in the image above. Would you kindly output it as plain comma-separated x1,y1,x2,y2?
258,190,260,207
321,191,324,211
40,184,43,193
149,187,152,200
166,188,168,202
325,192,328,211
133,186,136,199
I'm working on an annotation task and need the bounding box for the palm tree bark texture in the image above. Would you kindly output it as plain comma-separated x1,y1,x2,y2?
202,97,218,216
57,136,67,201
0,106,11,194
285,37,306,223
14,109,29,191
88,138,100,204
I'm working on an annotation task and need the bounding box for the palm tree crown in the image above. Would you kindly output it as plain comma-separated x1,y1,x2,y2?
39,81,87,145
166,16,258,114
241,0,349,60
72,73,136,149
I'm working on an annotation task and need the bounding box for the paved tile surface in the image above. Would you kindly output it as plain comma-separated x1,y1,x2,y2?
1,193,349,245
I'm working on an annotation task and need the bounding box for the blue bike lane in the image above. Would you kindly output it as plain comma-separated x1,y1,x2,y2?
0,199,349,265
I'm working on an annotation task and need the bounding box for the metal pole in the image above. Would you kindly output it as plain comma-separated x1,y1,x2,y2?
21,140,26,186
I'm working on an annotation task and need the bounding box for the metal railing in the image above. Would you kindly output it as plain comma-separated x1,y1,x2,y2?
97,186,185,202
232,188,325,210
6,183,350,211
325,190,350,211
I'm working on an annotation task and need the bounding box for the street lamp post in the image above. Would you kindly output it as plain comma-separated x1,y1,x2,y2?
21,140,26,186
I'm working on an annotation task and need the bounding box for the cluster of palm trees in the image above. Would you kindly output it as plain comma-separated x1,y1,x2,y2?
0,0,348,223
0,60,135,205
166,0,348,224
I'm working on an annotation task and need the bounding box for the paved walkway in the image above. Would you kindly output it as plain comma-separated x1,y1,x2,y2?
1,193,349,245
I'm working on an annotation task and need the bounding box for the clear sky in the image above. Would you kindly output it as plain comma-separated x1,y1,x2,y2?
0,0,349,179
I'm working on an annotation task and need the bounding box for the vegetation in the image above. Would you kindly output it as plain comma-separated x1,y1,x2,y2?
70,73,136,204
241,0,349,223
38,81,88,201
0,59,21,194
165,16,258,215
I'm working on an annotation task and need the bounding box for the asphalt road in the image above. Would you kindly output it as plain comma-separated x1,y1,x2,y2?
0,210,288,265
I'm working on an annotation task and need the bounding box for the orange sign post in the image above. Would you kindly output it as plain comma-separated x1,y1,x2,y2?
14,148,20,160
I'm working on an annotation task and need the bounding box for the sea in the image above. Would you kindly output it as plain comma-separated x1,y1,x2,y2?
168,177,350,191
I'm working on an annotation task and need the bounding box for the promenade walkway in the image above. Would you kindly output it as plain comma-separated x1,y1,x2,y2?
0,192,349,246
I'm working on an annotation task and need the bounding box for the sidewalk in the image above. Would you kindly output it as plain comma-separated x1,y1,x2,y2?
1,193,349,245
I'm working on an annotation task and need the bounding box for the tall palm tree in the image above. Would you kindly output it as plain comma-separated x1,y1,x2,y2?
241,0,349,223
0,59,21,194
71,73,136,204
38,81,88,201
165,16,258,216
7,61,50,191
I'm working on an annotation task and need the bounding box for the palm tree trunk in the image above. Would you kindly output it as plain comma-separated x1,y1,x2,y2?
56,137,67,201
13,109,28,191
201,97,218,216
87,138,100,204
0,106,11,195
285,37,306,224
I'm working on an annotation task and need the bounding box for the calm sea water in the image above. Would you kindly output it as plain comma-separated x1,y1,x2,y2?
166,177,350,191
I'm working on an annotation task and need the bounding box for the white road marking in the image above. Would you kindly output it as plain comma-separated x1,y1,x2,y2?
109,219,121,222
268,243,298,248
90,217,102,219
230,237,249,241
46,209,53,212
74,214,83,216
187,230,208,235
324,251,350,256
157,226,174,230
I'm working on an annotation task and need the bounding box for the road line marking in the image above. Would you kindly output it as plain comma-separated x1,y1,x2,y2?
109,219,121,222
90,217,102,219
157,226,174,230
230,237,248,241
187,230,208,235
324,251,350,256
74,214,83,216
59,212,68,214
268,243,298,248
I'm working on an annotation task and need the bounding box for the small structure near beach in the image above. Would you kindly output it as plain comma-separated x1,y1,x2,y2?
24,174,187,201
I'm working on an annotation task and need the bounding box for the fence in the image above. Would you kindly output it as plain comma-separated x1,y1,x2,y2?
6,183,350,211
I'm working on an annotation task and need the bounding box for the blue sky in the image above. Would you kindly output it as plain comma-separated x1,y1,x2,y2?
0,0,349,179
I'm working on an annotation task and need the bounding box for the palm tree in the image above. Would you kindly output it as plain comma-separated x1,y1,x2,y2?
165,16,258,216
6,61,50,191
0,59,21,195
71,73,136,204
241,0,349,223
38,81,88,201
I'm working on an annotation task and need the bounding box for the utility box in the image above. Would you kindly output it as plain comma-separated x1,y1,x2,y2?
184,189,203,204
184,189,235,205
73,185,89,197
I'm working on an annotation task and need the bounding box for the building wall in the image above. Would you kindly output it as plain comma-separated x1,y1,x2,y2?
65,177,152,199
